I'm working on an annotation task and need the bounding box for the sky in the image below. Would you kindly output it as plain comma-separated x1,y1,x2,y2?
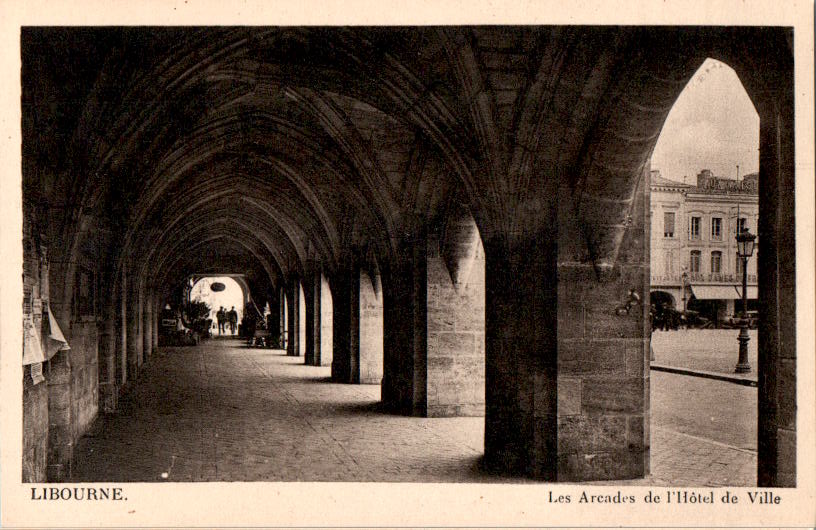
650,58,759,184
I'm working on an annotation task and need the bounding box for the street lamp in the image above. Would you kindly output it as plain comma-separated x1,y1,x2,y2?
734,227,756,373
681,271,689,312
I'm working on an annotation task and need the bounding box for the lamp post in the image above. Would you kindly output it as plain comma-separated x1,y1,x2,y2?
681,271,689,312
734,227,756,373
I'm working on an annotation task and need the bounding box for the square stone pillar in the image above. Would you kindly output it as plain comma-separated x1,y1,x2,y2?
320,274,333,366
553,166,650,482
286,280,300,357
118,271,127,386
425,233,485,417
382,251,424,415
483,233,558,479
382,230,485,417
331,269,354,382
266,288,281,348
757,103,796,487
46,348,74,481
136,282,144,366
126,276,141,380
99,304,118,413
143,290,153,359
356,268,384,385
279,287,287,351
304,269,322,366
298,284,307,354
329,264,384,385
151,298,159,350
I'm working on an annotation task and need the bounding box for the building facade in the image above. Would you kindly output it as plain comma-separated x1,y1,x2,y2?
650,169,759,322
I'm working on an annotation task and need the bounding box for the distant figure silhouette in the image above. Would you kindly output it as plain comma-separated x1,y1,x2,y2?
228,306,238,335
217,306,226,334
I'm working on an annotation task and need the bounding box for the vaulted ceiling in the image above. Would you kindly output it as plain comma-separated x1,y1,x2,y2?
22,26,792,308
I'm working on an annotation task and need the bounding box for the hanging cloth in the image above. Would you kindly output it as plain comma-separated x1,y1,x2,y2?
44,306,71,360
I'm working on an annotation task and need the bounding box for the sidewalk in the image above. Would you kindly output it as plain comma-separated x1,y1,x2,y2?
652,329,758,381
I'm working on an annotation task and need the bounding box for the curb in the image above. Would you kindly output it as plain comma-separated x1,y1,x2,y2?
650,364,758,387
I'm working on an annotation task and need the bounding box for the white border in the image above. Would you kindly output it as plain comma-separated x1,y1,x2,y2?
1,1,813,527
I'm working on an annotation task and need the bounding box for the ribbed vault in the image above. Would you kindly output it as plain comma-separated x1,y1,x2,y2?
22,25,791,321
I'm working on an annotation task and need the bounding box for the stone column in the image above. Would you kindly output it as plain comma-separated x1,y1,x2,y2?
382,241,426,416
304,268,321,366
424,209,485,417
136,283,144,367
286,280,300,356
152,298,159,350
126,274,141,378
381,219,485,418
356,270,383,385
550,165,651,482
118,270,128,386
46,346,73,481
757,101,796,487
320,274,333,366
356,268,384,384
330,268,354,382
99,300,118,413
280,287,287,351
481,231,558,479
143,289,153,359
266,288,281,348
298,284,306,355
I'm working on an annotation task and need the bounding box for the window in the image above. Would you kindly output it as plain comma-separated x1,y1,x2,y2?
663,212,675,238
737,217,747,235
711,251,722,274
736,253,744,275
664,250,674,276
690,250,701,273
690,216,701,240
711,217,722,240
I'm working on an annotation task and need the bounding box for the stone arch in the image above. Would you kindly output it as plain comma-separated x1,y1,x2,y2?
560,28,794,485
650,290,676,310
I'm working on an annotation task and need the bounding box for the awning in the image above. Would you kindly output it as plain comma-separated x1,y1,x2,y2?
690,285,757,300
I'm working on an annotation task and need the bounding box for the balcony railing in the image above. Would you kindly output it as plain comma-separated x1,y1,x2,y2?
650,273,757,284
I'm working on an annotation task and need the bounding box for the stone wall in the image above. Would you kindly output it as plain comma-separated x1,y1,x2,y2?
555,166,650,481
425,236,485,417
22,209,49,482
46,318,100,481
68,320,100,444
286,282,300,357
22,370,48,482
298,285,306,356
358,270,383,384
320,274,333,366
381,226,486,418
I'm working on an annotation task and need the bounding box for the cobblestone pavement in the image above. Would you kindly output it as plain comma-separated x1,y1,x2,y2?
72,340,756,485
652,329,758,380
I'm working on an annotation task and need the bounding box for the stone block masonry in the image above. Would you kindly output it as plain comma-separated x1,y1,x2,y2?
23,371,48,482
425,233,485,417
357,269,383,384
555,165,650,481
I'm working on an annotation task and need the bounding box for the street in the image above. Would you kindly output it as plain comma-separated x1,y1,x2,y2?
652,329,758,379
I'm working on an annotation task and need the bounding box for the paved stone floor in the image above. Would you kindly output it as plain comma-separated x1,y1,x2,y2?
72,339,756,485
